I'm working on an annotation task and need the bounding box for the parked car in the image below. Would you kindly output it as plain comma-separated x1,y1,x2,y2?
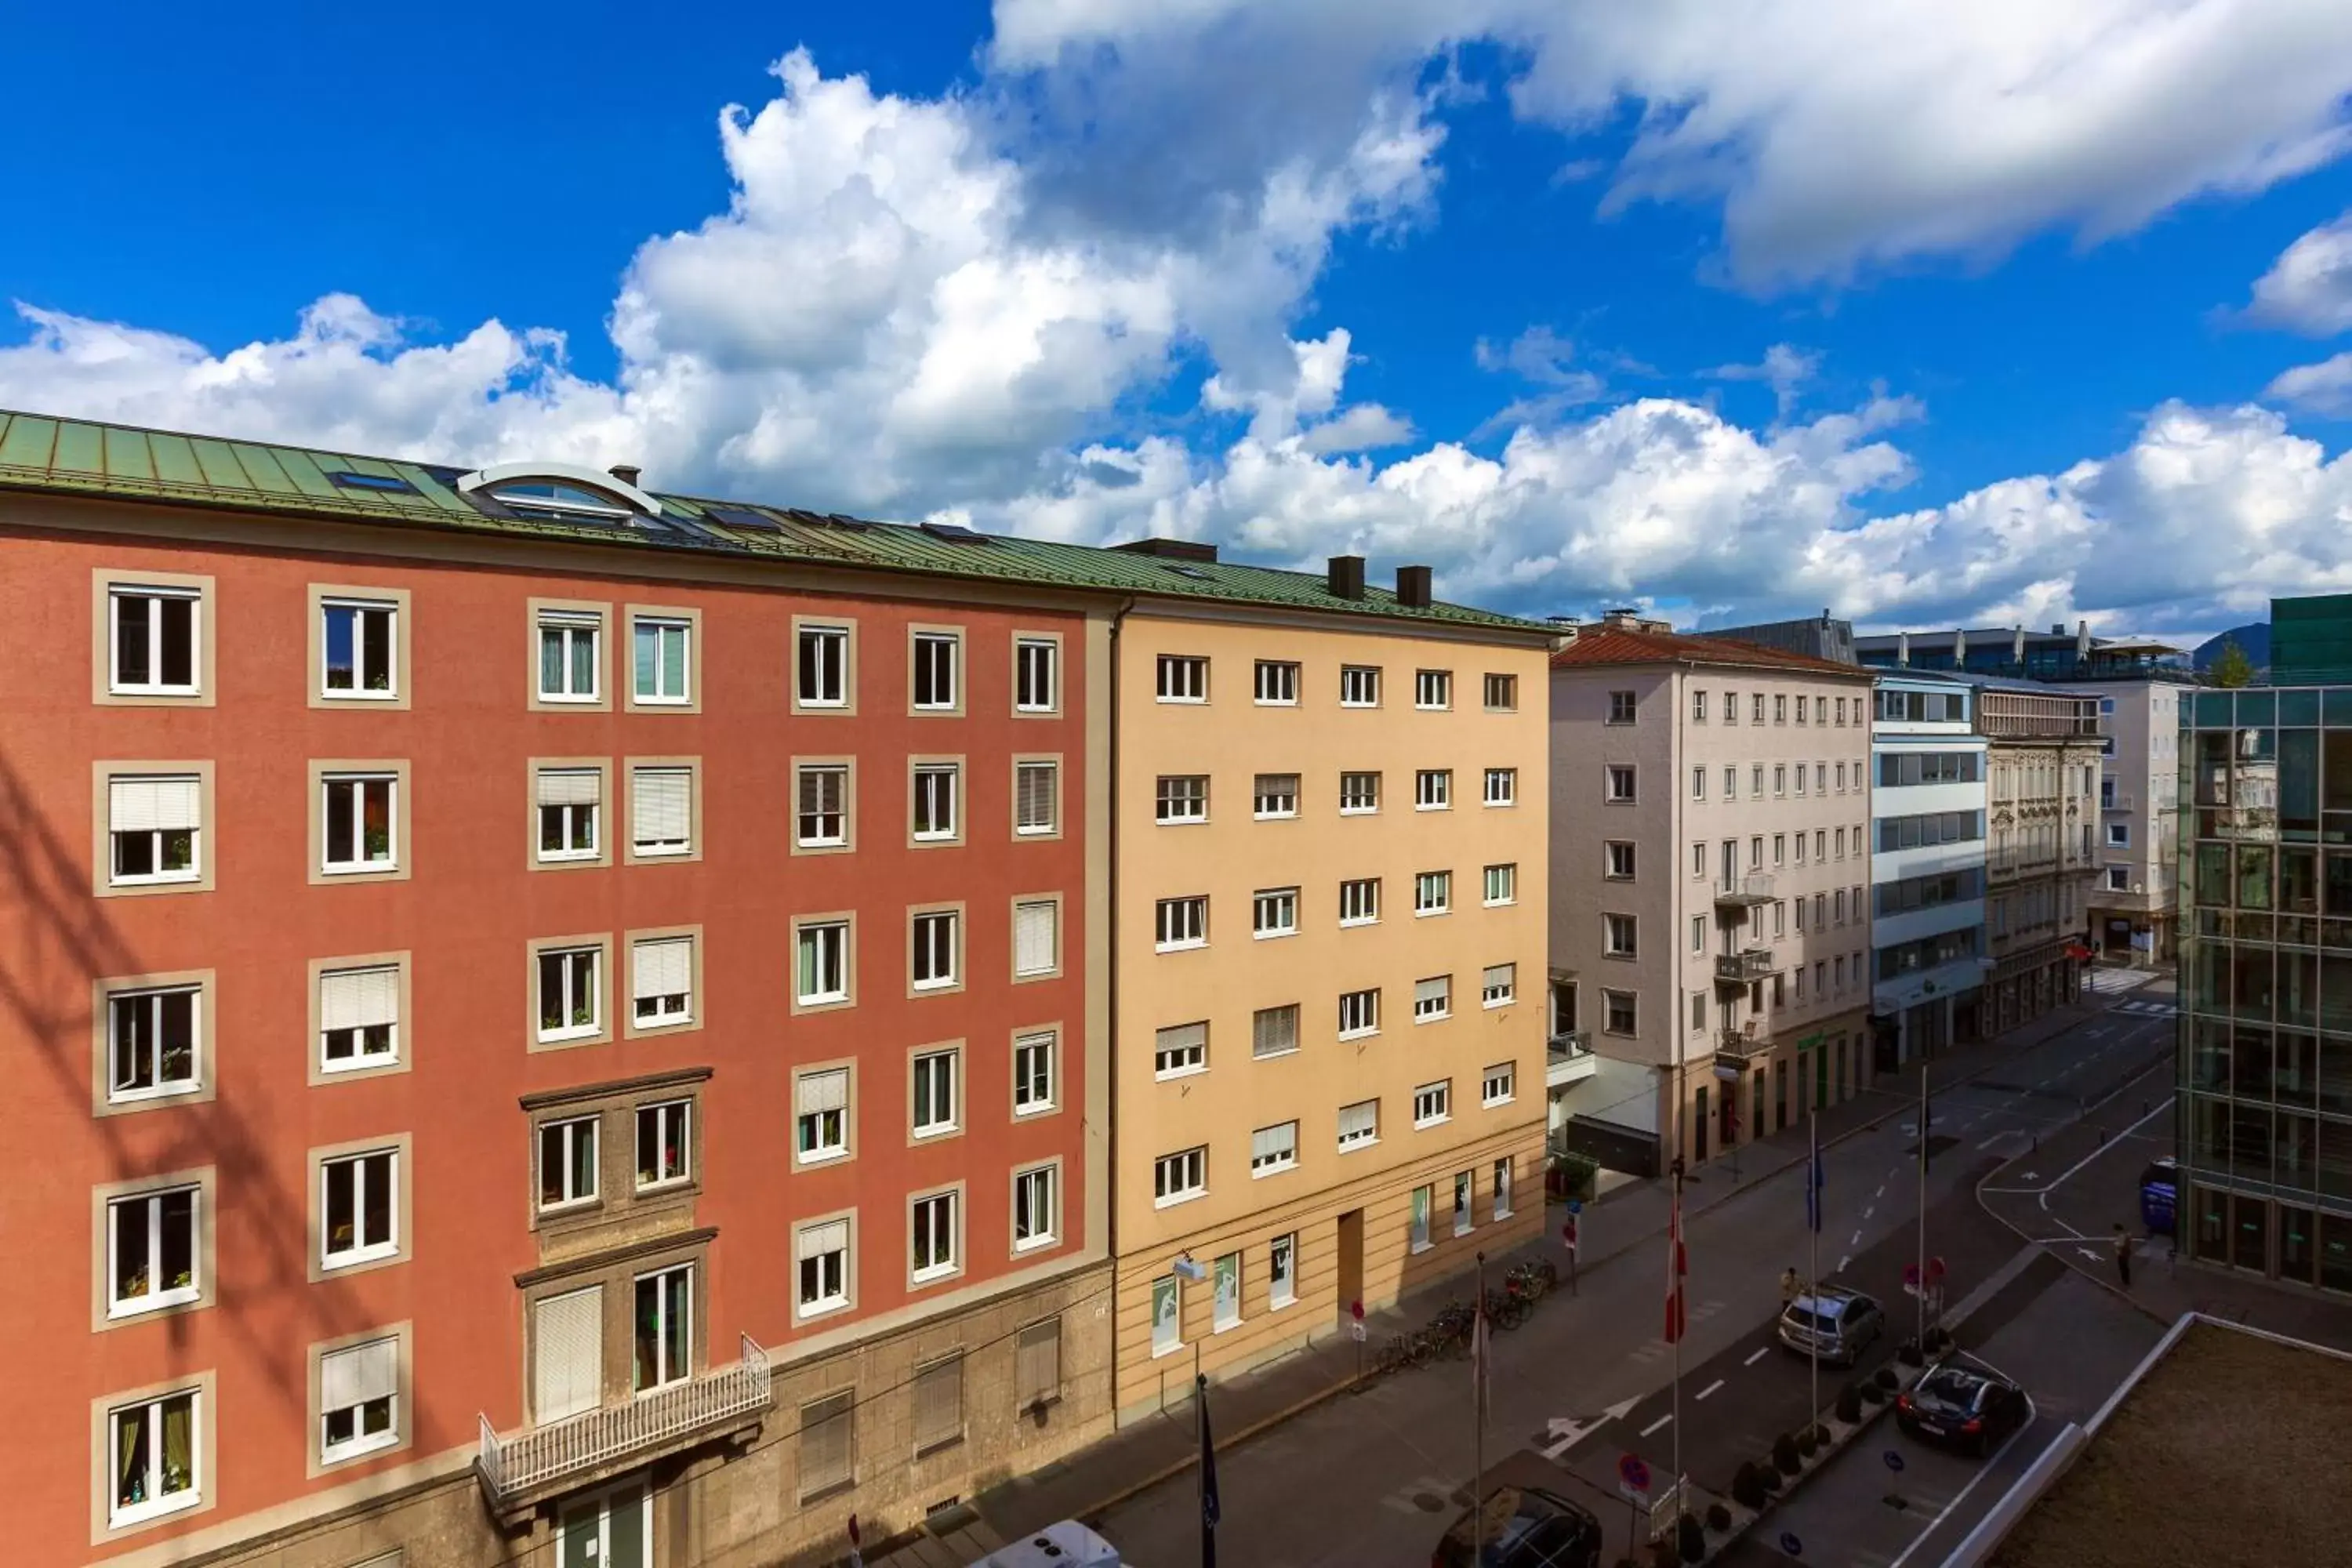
1432,1483,1602,1567
1897,1362,2029,1456
1776,1287,1885,1367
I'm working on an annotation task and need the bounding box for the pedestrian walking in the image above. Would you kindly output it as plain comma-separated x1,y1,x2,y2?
1780,1265,1800,1307
2112,1223,2132,1289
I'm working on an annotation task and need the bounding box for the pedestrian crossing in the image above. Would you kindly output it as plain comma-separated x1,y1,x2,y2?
2111,998,2177,1017
1377,1473,1467,1516
1624,1300,1726,1364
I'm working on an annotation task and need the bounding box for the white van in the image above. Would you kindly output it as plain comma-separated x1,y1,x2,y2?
963,1521,1125,1566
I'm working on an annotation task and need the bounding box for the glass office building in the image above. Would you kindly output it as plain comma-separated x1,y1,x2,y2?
2178,684,2352,1294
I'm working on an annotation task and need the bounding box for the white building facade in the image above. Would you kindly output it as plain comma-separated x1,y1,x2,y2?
1870,673,1991,1065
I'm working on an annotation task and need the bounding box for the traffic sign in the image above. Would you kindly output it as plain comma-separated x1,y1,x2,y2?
1562,1218,1581,1255
1927,1256,1947,1283
1567,1198,1584,1214
1883,1449,1906,1473
1351,1298,1364,1322
1903,1261,1921,1288
1617,1454,1651,1494
1780,1533,1803,1558
1350,1319,1367,1343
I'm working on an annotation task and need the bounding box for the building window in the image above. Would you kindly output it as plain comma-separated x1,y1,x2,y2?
321,597,396,698
107,1185,199,1317
630,936,694,1027
1014,1030,1057,1114
1340,771,1382,814
1339,665,1381,707
2108,822,2131,847
1605,913,1639,956
1156,654,1209,702
110,585,201,696
1155,1147,1207,1206
1014,1165,1058,1250
537,612,601,702
1484,673,1518,711
1014,637,1058,713
1455,1170,1475,1234
536,1116,599,1211
1014,898,1060,978
1603,990,1637,1035
797,624,850,708
1605,840,1635,879
1253,1004,1300,1058
1606,690,1636,724
1154,1022,1207,1078
1483,768,1517,806
1156,895,1208,950
631,767,693,857
1415,869,1453,916
632,1265,693,1391
1017,1317,1063,1409
1485,862,1518,905
798,1391,855,1500
632,616,691,705
1339,987,1381,1039
535,946,601,1043
107,1388,200,1527
636,1100,691,1189
1410,1186,1434,1250
321,1149,398,1268
1723,765,1738,799
532,1286,603,1425
2107,866,2131,891
316,964,401,1073
1254,772,1300,818
1156,775,1209,823
107,774,202,887
1692,689,1708,722
912,763,960,840
108,983,200,1102
1414,975,1452,1022
1494,1156,1515,1218
912,1049,960,1135
913,632,960,711
1483,1062,1515,1106
1213,1252,1243,1331
795,1069,849,1161
1269,1232,1298,1308
1254,886,1299,938
912,909,960,989
319,1337,400,1464
1250,1121,1298,1177
797,920,849,1005
797,764,848,848
1691,915,1705,953
324,771,399,873
1015,760,1059,835
1775,695,1787,724
797,1220,850,1316
1416,769,1453,810
1483,964,1516,1007
1256,660,1300,705
535,769,599,863
1691,766,1708,800
1337,1099,1379,1152
1726,692,1740,726
1416,669,1454,710
1606,764,1636,802
1339,877,1381,925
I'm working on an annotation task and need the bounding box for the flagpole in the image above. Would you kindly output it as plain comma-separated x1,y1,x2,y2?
1808,1109,1820,1429
1916,1065,1929,1348
1196,1372,1217,1568
1671,1060,1683,1543
1472,1249,1487,1558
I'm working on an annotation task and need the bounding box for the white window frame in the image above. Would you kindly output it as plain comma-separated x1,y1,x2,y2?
1253,886,1299,939
1338,987,1381,1040
1483,768,1517,807
1483,862,1517,906
1252,1004,1301,1059
1414,975,1452,1024
911,910,960,990
1014,1164,1058,1251
107,983,201,1103
1013,1030,1057,1115
1413,1080,1451,1128
797,764,848,848
1414,870,1452,916
1155,775,1209,824
536,612,601,703
1337,1099,1379,1152
632,1264,694,1390
319,1336,401,1464
107,1184,201,1318
107,774,203,887
1605,764,1636,802
1153,1147,1207,1207
795,1069,850,1163
1482,1062,1515,1107
1014,637,1058,713
1156,654,1209,704
535,770,601,864
1339,665,1381,707
630,936,694,1027
635,1099,693,1190
631,766,693,857
913,632,960,711
537,1115,600,1211
797,624,851,708
1605,840,1635,879
321,772,398,874
1605,913,1639,956
1415,769,1453,811
1253,772,1300,819
1250,1120,1299,1178
797,1219,850,1315
631,615,691,705
1269,1232,1298,1308
1153,1022,1207,1079
1339,877,1381,926
320,596,397,699
1339,771,1381,815
320,1149,398,1269
1415,669,1453,710
1155,895,1208,952
796,920,849,1006
912,1049,960,1137
1483,964,1516,1009
1483,673,1517,712
106,1388,201,1528
912,763,960,841
1254,659,1300,706
1013,898,1060,978
1014,759,1059,836
535,946,601,1043
109,584,203,697
911,1191,960,1282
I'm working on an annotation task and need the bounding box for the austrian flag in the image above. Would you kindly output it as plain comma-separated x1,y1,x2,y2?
1664,1192,1688,1344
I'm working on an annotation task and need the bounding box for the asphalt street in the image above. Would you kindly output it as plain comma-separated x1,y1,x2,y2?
1091,1002,2177,1568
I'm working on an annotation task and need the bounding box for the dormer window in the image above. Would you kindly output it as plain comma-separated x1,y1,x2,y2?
489,481,633,521
455,461,662,526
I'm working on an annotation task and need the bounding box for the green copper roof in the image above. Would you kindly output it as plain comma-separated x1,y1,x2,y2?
0,409,1546,636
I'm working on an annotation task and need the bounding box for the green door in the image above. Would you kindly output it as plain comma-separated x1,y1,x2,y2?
561,1483,648,1568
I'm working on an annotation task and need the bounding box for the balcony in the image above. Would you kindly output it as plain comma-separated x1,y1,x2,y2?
1713,873,1777,909
477,1335,771,1509
2103,793,2135,813
1547,1029,1596,1089
1713,948,1777,985
1715,1025,1773,1073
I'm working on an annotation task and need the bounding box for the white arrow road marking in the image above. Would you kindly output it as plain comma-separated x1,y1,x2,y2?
1640,1413,1674,1438
1837,1254,1852,1273
2078,1247,2103,1264
1875,1184,1887,1199
1541,1397,1640,1459
1696,1380,1725,1401
1851,1229,1864,1247
1744,1346,1771,1366
1864,1206,1876,1220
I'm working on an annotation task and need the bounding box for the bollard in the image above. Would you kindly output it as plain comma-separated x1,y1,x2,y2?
2097,1127,2107,1147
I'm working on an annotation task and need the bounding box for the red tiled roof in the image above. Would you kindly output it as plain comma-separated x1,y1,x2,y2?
1549,626,1871,677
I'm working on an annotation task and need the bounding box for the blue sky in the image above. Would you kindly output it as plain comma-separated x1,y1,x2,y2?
8,1,2352,639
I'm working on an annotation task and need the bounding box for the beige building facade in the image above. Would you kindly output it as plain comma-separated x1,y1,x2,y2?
1548,616,1878,1176
1980,686,2105,1030
2084,679,2188,964
1107,557,1554,1421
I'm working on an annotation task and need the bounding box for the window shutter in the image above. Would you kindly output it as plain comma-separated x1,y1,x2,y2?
321,1336,400,1410
1015,1317,1062,1407
1017,763,1055,827
633,768,690,844
536,768,601,807
633,938,692,1000
1415,977,1447,1007
1250,1124,1290,1163
1157,1022,1204,1058
1338,1102,1374,1141
321,966,400,1030
1014,902,1056,975
1483,964,1514,992
110,775,201,832
797,1069,848,1116
532,1286,603,1423
1252,1006,1297,1056
797,767,835,817
913,1355,963,1452
797,1218,849,1261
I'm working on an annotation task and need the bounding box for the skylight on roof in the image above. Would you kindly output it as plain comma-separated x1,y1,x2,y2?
1163,564,1214,580
326,470,418,495
701,505,783,532
920,521,989,543
489,479,633,521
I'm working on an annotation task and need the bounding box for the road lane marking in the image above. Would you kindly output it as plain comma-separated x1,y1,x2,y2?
1641,1413,1674,1437
1864,1206,1875,1220
2031,1098,2172,1203
1696,1379,1725,1401
1876,1184,1886,1199
1851,1229,1864,1247
1837,1254,1852,1272
1744,1347,1770,1366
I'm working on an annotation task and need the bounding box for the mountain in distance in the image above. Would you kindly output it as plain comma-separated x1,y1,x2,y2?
2192,622,2268,672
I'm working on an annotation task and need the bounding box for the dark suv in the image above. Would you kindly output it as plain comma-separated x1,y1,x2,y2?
1897,1362,2029,1455
1432,1484,1602,1568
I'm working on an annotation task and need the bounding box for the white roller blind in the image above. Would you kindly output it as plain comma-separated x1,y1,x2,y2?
321,966,399,1031
1017,762,1056,826
1338,1102,1376,1140
1014,901,1057,975
1483,964,1515,990
797,1068,848,1116
633,938,692,1000
1250,1124,1293,1162
1414,976,1449,1005
1157,1022,1204,1056
633,768,690,843
110,775,200,832
321,1335,400,1410
797,1218,848,1261
533,1286,603,1423
536,768,602,807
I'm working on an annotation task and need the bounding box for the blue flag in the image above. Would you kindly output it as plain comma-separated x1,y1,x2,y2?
1806,1116,1824,1234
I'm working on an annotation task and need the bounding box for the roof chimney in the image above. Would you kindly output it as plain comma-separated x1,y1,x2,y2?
608,464,643,488
1396,564,1433,609
2013,624,2025,662
2077,619,2091,657
1327,555,1366,601
1896,631,1910,666
1953,629,1966,662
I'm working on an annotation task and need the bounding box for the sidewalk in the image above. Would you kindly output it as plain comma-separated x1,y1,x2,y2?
864,993,2132,1566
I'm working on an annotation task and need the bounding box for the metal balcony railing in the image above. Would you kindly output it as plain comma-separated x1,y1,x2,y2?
2103,793,2135,813
1713,949,1777,985
1547,1029,1592,1064
1715,1025,1773,1060
478,1334,771,1503
1713,873,1776,908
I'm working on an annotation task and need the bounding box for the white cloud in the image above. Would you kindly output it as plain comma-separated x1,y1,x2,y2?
2243,210,2352,336
1706,343,1820,425
2265,351,2352,414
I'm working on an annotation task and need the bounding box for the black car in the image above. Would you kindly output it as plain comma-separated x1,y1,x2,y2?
1896,1361,2028,1455
1432,1483,1603,1568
